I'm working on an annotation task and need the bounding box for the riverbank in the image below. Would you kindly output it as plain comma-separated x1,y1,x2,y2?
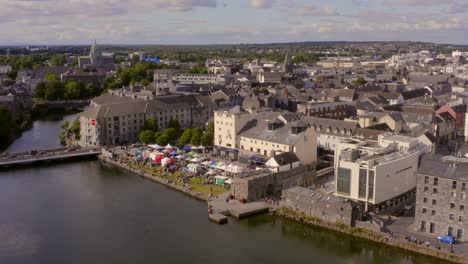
99,156,209,202
274,207,468,264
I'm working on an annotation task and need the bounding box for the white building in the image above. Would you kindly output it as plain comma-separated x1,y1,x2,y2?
334,134,431,210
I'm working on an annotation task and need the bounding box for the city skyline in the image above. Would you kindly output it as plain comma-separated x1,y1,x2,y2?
1,0,468,45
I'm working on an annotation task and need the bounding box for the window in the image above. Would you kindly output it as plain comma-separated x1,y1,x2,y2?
460,216,464,222
433,188,438,194
461,205,465,211
450,214,455,220
453,181,457,189
463,183,467,191
425,176,429,184
337,168,352,196
424,186,428,192
451,203,455,209
359,169,367,199
423,197,428,203
462,193,466,200
368,170,374,199
431,210,436,216
452,192,457,198
422,208,427,214
434,178,438,186
432,199,437,205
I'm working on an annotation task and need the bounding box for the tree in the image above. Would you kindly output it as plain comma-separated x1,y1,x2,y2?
155,134,168,146
162,128,178,143
0,106,13,149
189,62,208,74
353,77,367,86
139,130,155,144
45,73,59,82
206,121,214,134
201,131,214,146
143,117,159,132
85,83,100,98
34,81,47,98
50,54,67,66
6,70,17,80
168,117,181,135
179,129,192,145
190,128,203,146
45,80,65,100
64,81,85,100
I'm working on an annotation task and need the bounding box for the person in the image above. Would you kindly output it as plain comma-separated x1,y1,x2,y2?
226,198,229,203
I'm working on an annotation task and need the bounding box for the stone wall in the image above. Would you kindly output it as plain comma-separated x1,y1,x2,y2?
281,187,354,226
233,165,314,201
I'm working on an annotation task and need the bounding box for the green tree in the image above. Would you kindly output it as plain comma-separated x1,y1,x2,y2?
155,134,168,146
201,131,214,146
45,73,59,82
50,54,67,66
353,77,367,86
0,106,13,149
168,117,181,135
6,70,17,80
162,128,178,143
70,118,81,140
45,80,65,100
189,62,208,74
190,128,203,146
143,117,159,132
64,81,85,100
34,81,47,98
139,130,155,144
85,83,100,97
206,121,214,134
179,129,192,146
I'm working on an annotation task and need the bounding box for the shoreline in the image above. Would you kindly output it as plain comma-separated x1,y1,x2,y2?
274,207,468,264
99,154,466,264
99,156,208,202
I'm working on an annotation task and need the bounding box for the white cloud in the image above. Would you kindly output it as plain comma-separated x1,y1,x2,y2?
383,0,453,6
296,4,339,16
446,2,468,13
248,0,275,9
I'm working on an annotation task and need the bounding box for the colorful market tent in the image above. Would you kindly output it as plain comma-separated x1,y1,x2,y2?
183,146,191,152
155,155,164,163
214,176,229,186
164,144,173,149
148,144,164,150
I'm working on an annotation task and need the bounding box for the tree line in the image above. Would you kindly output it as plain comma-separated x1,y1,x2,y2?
139,117,214,147
34,73,100,101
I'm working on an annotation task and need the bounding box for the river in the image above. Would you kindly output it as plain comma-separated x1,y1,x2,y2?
0,115,448,264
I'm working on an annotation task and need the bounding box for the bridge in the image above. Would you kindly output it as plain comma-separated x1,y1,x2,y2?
0,147,101,167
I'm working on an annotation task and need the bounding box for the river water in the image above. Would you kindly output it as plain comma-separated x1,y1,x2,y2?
0,115,447,264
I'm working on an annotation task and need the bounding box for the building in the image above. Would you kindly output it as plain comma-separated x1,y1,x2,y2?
172,73,225,85
296,101,355,120
414,153,468,241
213,106,317,165
61,70,106,88
334,134,430,211
436,101,467,133
78,41,114,69
301,117,358,151
79,94,216,147
205,59,233,74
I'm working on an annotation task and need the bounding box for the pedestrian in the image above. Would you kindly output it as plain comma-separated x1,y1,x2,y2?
226,198,229,203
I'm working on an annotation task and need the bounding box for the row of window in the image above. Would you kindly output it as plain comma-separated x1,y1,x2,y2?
423,197,465,211
424,176,467,191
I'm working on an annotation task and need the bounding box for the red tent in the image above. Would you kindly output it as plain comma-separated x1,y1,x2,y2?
167,158,175,164
155,155,164,163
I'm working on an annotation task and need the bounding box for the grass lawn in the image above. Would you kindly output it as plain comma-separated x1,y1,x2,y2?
189,177,228,196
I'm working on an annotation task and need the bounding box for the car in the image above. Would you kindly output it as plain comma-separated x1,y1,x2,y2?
29,150,38,155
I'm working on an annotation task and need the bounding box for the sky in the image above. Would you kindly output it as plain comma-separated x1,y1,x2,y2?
0,0,467,45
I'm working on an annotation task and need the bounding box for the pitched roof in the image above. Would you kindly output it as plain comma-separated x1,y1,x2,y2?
270,152,300,166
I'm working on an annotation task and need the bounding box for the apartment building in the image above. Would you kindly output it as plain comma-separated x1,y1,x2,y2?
79,94,216,147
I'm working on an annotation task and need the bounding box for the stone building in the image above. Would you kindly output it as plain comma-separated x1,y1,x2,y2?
414,153,468,241
78,41,114,69
281,187,354,226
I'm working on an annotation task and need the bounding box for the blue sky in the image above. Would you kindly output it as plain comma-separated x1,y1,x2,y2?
0,0,467,45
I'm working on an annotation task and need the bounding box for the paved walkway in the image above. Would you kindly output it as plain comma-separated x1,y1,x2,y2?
385,215,468,256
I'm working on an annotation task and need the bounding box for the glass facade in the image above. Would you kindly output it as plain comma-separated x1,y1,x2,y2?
337,168,351,195
368,170,375,200
359,168,367,199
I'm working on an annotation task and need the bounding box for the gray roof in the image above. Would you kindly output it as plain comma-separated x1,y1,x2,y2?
271,152,300,166
418,153,468,182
